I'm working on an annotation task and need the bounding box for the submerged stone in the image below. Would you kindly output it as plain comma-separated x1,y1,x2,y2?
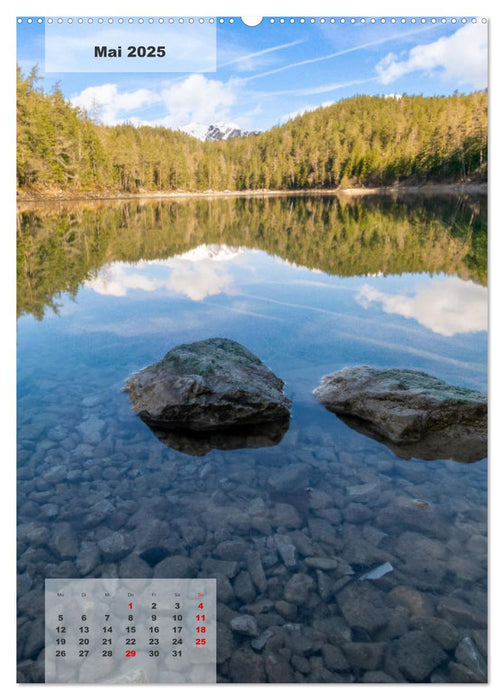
389,630,448,681
125,338,291,453
313,366,487,462
229,648,265,682
284,573,315,604
230,614,259,636
410,616,460,651
455,636,487,680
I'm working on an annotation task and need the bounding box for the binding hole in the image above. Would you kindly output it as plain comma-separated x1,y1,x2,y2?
241,17,263,26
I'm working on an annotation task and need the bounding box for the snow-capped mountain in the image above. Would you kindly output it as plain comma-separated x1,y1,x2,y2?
177,244,246,262
180,121,261,142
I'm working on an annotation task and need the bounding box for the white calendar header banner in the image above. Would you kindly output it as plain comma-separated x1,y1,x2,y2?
42,17,217,73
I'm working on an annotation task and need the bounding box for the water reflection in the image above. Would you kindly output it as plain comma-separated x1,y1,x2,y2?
84,246,488,345
87,246,244,301
357,277,488,337
17,194,487,320
150,418,290,456
333,413,487,463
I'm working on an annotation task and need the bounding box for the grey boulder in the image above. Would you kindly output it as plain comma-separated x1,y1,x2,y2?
313,366,486,462
125,338,291,446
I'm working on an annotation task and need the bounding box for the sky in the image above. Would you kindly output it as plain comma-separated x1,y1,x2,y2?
17,16,488,132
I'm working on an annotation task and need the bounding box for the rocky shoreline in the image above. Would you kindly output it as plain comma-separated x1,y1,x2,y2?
16,182,487,203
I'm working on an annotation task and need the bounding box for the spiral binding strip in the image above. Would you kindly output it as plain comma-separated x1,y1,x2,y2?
17,17,488,25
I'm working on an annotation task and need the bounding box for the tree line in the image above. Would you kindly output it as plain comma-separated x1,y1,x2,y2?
17,66,487,193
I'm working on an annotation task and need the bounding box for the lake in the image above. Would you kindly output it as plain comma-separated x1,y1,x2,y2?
17,194,487,683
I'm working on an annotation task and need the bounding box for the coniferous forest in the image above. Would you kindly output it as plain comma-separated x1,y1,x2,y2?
17,67,487,194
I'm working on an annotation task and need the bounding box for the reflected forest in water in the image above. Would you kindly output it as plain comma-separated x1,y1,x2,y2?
17,194,487,321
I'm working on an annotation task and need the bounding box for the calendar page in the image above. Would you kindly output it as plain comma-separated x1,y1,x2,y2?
16,12,488,685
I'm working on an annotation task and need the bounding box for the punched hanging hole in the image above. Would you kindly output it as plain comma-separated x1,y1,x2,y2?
241,17,263,26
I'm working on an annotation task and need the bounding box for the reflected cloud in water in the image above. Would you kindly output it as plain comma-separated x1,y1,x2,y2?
85,244,246,301
357,277,487,336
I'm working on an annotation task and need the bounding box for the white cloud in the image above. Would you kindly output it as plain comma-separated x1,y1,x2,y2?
168,264,235,301
158,75,240,128
265,78,374,99
86,269,159,297
220,39,304,71
70,84,158,125
244,25,437,83
376,23,488,89
85,246,245,301
70,74,243,129
357,277,487,337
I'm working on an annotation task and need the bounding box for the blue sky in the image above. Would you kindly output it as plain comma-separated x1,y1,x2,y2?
17,17,488,131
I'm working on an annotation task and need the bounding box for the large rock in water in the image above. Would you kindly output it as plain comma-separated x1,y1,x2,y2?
125,338,291,454
313,366,487,462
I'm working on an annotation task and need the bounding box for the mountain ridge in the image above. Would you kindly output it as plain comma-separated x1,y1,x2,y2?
180,121,261,141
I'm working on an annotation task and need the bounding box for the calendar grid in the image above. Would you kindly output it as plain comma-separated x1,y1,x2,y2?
45,578,216,683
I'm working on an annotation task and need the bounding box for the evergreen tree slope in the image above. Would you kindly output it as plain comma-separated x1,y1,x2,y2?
17,67,487,194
